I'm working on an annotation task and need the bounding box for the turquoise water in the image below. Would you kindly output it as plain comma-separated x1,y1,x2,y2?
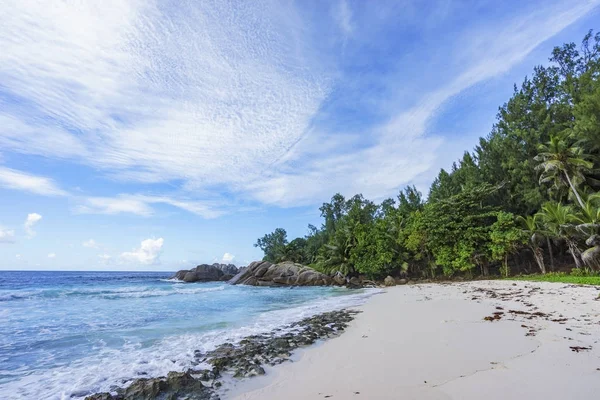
0,271,375,399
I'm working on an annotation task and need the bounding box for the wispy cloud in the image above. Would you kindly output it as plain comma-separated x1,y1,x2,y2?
0,167,67,197
248,0,600,206
75,194,224,218
120,238,164,265
24,213,42,238
75,195,154,217
0,0,598,214
0,0,330,198
333,0,353,37
0,227,15,243
82,239,100,249
47,253,56,259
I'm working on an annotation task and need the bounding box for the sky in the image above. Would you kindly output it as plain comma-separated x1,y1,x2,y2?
0,0,599,271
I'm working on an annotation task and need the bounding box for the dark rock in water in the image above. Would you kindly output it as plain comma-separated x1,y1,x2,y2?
229,261,335,287
205,309,359,379
86,309,360,400
172,263,241,283
85,371,212,400
85,394,118,400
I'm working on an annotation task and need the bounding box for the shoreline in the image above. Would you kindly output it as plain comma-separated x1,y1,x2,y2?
227,280,600,400
84,289,379,400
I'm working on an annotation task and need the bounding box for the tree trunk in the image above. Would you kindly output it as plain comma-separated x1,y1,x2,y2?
564,171,586,210
547,237,554,271
566,239,582,269
532,246,546,274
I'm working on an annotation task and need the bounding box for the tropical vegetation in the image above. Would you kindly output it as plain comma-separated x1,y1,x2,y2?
255,31,600,280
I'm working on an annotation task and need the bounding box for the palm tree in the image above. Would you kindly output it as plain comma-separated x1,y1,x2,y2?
517,214,547,273
538,202,583,268
573,194,600,235
315,225,356,276
574,194,600,270
535,134,593,209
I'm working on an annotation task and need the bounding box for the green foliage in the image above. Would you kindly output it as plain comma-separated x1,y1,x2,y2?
254,228,288,263
489,212,526,277
511,273,600,286
253,31,600,279
422,184,500,276
569,267,600,277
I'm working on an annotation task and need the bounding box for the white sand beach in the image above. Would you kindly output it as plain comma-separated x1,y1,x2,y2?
228,281,600,400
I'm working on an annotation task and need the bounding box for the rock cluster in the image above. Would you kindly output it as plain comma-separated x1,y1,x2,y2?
229,261,334,287
85,371,215,400
198,310,359,379
85,310,359,400
384,276,396,286
172,263,240,283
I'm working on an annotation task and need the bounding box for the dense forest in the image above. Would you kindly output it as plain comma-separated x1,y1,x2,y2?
255,31,600,280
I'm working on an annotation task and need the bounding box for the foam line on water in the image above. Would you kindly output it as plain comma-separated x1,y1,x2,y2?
0,284,226,301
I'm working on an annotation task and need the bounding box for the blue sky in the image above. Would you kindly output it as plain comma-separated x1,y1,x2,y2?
1,0,599,271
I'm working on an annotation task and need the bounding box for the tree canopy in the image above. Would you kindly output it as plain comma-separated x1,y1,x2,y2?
255,31,600,279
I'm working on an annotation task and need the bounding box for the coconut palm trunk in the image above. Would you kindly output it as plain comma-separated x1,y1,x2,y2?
532,247,546,274
566,239,583,269
546,237,554,271
563,171,586,210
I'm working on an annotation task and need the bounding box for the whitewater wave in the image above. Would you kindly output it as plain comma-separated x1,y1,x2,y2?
0,288,381,400
0,285,226,302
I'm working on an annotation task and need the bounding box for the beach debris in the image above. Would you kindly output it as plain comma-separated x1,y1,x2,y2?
483,311,504,321
508,310,548,319
570,346,592,352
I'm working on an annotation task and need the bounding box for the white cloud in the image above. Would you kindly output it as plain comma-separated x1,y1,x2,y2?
333,0,353,37
24,213,42,238
0,0,597,214
47,253,56,258
75,196,154,216
15,254,21,259
0,0,329,203
0,227,15,243
120,238,164,265
0,167,68,197
248,0,600,206
222,252,235,263
83,239,99,248
75,194,224,218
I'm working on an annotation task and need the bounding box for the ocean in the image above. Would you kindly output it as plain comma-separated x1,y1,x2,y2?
0,271,375,399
